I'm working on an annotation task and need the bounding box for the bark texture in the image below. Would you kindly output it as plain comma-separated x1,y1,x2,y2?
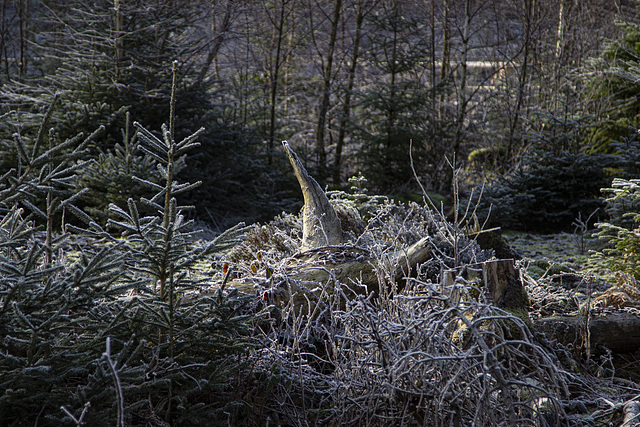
283,141,345,250
441,259,529,313
534,313,640,355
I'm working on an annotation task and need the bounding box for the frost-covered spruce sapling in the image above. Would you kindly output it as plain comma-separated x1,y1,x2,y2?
76,111,162,225
0,99,130,425
594,178,640,279
104,62,258,424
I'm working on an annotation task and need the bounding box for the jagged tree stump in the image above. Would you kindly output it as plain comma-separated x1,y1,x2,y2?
441,259,529,316
283,141,345,250
230,143,434,308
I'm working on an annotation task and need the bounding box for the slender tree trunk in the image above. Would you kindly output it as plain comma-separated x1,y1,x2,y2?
195,0,235,87
387,0,400,149
0,0,8,78
440,0,451,83
114,0,123,82
283,3,296,116
552,0,567,113
18,0,25,78
453,0,470,147
505,0,533,163
555,0,566,60
267,0,290,164
430,0,437,105
315,0,342,182
334,0,364,183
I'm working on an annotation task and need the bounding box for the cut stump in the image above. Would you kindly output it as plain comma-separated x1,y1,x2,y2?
441,259,529,314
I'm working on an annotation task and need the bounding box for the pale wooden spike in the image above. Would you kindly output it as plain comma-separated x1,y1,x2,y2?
282,141,345,251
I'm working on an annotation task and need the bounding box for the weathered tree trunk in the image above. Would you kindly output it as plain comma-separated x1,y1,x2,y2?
283,141,345,250
267,0,293,164
467,227,521,260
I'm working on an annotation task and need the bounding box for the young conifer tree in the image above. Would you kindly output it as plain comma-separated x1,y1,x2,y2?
1,66,262,425
89,63,258,425
0,96,129,424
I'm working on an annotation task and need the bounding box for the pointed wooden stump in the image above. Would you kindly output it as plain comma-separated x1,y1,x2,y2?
282,141,345,250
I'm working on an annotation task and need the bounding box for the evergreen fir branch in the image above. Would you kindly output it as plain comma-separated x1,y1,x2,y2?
107,220,139,234
133,122,170,153
128,300,171,328
65,222,114,240
96,299,143,340
156,163,168,180
171,180,202,195
174,141,202,157
127,198,141,228
137,144,168,164
20,199,47,219
50,232,69,247
71,245,124,288
28,264,66,281
0,262,23,277
31,133,85,168
30,184,63,196
211,222,249,250
31,94,60,160
0,207,32,244
131,175,163,191
0,168,15,184
175,127,205,153
47,155,93,181
146,190,167,207
173,248,213,271
50,176,80,188
107,203,134,223
55,188,90,213
49,159,93,182
126,263,162,280
65,204,94,225
11,302,36,330
13,134,31,166
28,301,71,334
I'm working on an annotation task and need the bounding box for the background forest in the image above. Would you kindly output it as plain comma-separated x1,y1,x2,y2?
2,0,640,229
4,0,640,425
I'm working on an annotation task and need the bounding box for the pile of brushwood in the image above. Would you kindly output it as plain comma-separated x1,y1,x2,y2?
2,98,640,426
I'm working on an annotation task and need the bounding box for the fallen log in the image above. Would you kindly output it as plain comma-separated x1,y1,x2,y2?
285,237,434,293
534,312,640,355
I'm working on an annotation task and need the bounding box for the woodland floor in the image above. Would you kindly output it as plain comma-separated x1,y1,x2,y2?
505,230,617,291
507,231,640,387
505,230,602,277
505,230,617,315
